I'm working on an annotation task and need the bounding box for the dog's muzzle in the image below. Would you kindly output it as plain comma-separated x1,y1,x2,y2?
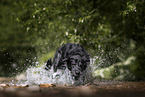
71,66,82,80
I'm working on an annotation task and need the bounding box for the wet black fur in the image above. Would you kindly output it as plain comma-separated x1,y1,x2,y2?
45,43,90,80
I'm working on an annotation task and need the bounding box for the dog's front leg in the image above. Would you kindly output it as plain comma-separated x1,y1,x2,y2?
53,50,62,72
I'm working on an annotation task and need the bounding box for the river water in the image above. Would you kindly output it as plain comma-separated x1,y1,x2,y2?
0,57,145,97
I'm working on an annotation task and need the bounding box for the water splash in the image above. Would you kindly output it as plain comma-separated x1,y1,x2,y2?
16,58,96,86
25,66,74,85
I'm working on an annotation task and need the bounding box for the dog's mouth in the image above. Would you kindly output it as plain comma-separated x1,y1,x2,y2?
73,76,80,80
71,69,82,80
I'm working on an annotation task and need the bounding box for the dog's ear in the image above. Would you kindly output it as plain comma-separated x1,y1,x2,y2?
45,58,52,70
66,57,73,71
81,55,90,70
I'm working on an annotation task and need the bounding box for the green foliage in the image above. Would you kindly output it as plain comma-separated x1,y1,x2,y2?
0,0,145,80
38,50,55,66
93,56,136,81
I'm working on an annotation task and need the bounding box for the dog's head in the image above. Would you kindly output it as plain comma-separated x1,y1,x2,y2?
67,54,90,80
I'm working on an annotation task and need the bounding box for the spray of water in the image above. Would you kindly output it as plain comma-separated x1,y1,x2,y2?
15,58,96,86
25,66,74,85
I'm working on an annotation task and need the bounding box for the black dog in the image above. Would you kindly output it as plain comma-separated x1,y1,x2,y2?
45,43,90,80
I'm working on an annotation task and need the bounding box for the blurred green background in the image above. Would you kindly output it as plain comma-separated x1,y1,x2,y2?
0,0,144,81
